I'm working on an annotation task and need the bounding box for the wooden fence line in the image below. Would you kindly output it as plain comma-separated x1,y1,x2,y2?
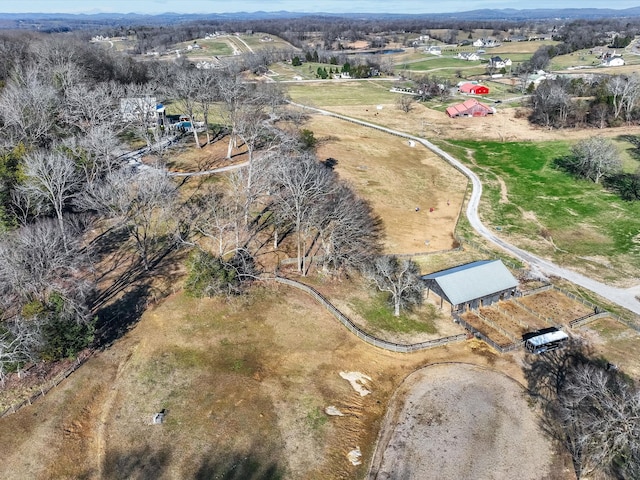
452,312,521,354
472,309,518,343
520,284,554,296
550,285,640,333
270,276,467,353
494,303,530,330
570,312,610,329
0,350,93,419
513,298,556,327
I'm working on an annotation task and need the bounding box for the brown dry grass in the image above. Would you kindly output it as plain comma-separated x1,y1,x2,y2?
311,101,640,144
306,114,467,254
579,317,640,379
0,86,631,480
0,286,530,480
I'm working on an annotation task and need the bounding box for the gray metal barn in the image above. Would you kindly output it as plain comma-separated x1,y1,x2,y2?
422,260,518,312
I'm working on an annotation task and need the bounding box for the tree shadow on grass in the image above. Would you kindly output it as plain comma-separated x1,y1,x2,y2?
91,244,187,348
93,283,151,348
194,451,283,480
103,445,172,480
616,134,640,161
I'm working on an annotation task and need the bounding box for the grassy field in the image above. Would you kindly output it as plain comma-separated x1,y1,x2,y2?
444,139,640,285
0,284,521,480
581,316,640,378
239,34,296,51
287,80,398,106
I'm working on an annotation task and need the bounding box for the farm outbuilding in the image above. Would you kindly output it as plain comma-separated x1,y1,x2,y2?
422,260,518,311
459,83,489,95
446,99,494,118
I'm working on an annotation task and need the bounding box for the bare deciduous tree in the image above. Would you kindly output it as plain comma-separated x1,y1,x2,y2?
396,94,415,113
364,255,424,316
269,152,335,275
607,74,640,122
571,136,622,184
80,167,179,270
15,149,82,247
524,341,640,480
0,318,43,386
0,65,60,146
314,182,383,273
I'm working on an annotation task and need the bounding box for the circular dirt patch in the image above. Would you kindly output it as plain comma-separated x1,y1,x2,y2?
369,363,552,480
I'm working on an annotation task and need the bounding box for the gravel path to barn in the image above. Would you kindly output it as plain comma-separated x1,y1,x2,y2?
368,363,552,480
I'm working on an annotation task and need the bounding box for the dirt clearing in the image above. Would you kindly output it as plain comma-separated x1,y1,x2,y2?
369,363,553,480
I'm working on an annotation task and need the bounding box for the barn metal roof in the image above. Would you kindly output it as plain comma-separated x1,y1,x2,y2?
422,260,518,306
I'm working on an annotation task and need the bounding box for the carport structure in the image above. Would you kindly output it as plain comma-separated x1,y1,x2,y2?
422,260,518,312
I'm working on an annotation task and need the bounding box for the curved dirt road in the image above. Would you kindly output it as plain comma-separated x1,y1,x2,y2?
291,102,640,316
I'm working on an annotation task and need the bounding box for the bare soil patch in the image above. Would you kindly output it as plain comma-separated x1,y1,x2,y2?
518,290,593,324
369,363,554,480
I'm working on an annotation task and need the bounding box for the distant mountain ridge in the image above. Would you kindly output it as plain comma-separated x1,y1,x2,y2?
1,7,640,27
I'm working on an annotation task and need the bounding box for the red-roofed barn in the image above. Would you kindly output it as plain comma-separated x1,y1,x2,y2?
459,83,489,95
446,99,494,118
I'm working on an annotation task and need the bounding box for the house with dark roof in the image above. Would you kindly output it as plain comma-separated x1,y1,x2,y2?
446,99,494,118
488,56,512,69
422,260,518,311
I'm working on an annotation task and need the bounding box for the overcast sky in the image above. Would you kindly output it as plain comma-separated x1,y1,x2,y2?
3,0,640,14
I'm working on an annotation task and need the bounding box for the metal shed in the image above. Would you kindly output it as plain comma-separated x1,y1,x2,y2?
422,260,518,311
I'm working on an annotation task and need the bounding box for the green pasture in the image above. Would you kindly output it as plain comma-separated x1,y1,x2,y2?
197,39,233,56
445,139,640,282
349,294,438,335
286,80,398,106
397,56,480,70
239,34,295,51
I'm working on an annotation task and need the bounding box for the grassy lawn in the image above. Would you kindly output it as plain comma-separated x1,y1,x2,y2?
445,139,640,284
240,34,295,51
582,317,640,378
286,80,398,106
398,57,482,70
350,294,438,335
192,39,233,56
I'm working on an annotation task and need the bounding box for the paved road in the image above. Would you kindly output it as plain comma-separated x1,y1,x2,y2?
290,102,640,316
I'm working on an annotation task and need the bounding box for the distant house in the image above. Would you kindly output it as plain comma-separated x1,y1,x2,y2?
458,52,480,61
426,45,442,55
602,53,625,67
446,98,494,118
473,38,500,48
489,56,512,69
459,83,489,95
422,260,518,311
